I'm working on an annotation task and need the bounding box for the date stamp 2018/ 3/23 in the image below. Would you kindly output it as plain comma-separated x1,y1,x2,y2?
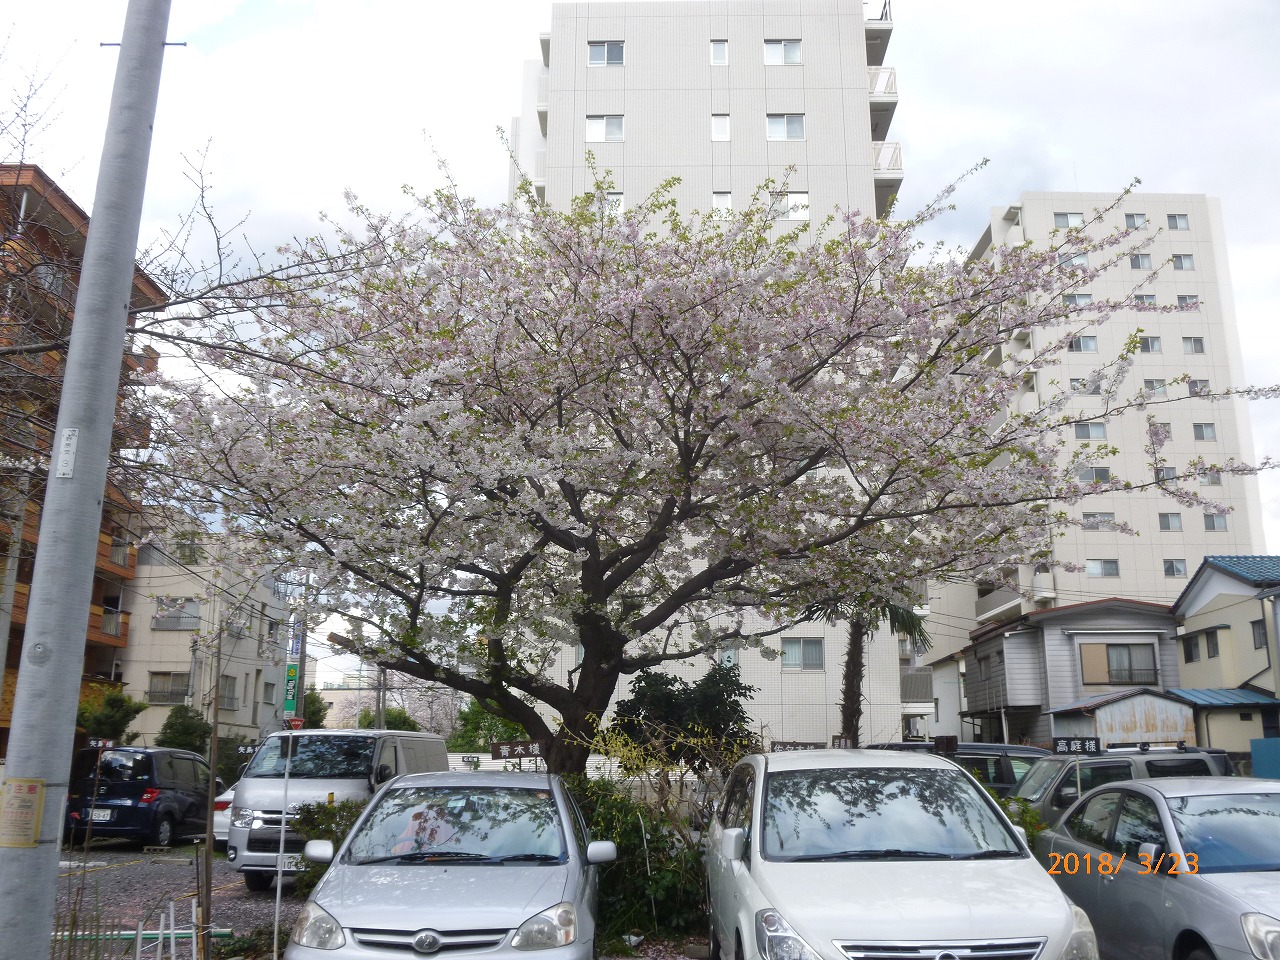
1045,851,1199,875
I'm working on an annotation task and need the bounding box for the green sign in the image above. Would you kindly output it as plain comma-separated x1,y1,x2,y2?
283,662,299,718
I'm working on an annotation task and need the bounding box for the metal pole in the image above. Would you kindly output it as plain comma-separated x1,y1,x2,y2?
0,2,171,950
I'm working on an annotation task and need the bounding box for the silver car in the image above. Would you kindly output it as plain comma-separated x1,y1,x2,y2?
286,770,617,959
1035,776,1280,960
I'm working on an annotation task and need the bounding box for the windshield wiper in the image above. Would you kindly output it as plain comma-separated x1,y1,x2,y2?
354,851,496,865
949,850,1023,860
783,849,951,862
497,853,565,864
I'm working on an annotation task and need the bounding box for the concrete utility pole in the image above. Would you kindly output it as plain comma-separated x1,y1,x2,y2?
0,1,172,950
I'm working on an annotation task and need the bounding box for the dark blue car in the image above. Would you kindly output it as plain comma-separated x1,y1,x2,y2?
65,746,220,847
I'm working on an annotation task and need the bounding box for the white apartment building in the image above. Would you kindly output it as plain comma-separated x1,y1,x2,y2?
927,192,1265,742
512,0,901,223
119,522,291,746
510,0,910,747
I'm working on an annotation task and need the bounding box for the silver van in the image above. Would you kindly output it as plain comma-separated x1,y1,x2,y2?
227,729,448,890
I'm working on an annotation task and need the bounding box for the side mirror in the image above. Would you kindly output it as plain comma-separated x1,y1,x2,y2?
587,840,618,864
722,827,746,862
215,778,226,795
1053,785,1079,808
1012,825,1028,846
304,839,334,864
1138,841,1162,864
374,763,394,784
238,762,248,778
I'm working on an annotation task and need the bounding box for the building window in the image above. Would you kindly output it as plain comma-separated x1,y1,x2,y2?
1172,254,1195,271
1068,335,1098,352
977,656,990,680
1158,512,1183,531
147,672,190,705
1081,643,1156,684
1086,559,1120,577
1193,422,1217,441
710,40,728,64
711,192,733,214
1082,512,1115,530
1177,295,1200,309
1133,294,1157,306
1125,213,1147,229
263,681,276,704
766,113,805,140
1153,422,1172,440
1054,212,1085,228
1129,253,1152,270
153,597,200,630
1059,251,1088,269
1183,336,1206,354
585,115,624,142
1205,629,1219,659
1168,213,1190,230
219,675,238,711
1062,293,1093,306
1200,469,1222,486
1164,559,1187,578
1253,619,1268,650
603,192,624,212
1070,378,1102,395
1077,466,1112,483
763,39,802,64
1138,335,1161,352
1154,466,1177,482
1143,379,1167,397
1074,421,1107,440
587,41,624,65
781,636,823,670
711,114,730,141
770,192,809,221
1204,513,1228,532
1183,636,1200,663
1189,379,1210,397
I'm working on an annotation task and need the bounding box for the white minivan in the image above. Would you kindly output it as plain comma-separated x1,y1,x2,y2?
228,729,448,890
706,749,1099,960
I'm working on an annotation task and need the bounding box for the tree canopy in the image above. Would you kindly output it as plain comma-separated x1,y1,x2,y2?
159,178,1270,771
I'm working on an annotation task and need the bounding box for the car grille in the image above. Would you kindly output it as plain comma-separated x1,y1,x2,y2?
350,927,511,953
246,828,306,853
836,940,1046,960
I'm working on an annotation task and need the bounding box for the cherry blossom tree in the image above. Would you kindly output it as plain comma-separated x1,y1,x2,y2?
157,178,1271,772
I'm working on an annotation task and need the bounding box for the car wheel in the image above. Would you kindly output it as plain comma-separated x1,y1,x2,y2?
150,814,174,848
243,870,273,892
735,932,745,960
708,916,721,960
1187,948,1216,960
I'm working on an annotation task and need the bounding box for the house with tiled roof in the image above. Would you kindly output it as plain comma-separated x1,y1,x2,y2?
1169,556,1280,752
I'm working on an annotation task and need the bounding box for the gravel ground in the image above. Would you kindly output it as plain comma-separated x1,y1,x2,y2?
56,838,301,943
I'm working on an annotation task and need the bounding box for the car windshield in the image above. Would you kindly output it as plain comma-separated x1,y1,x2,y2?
762,767,1021,861
346,786,567,865
1012,759,1067,802
243,735,376,779
1167,792,1280,873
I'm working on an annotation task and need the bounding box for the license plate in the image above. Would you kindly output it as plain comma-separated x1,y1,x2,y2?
282,855,303,871
90,809,112,822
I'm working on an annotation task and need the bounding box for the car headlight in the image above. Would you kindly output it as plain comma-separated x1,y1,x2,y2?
230,806,254,829
1243,913,1280,960
291,901,346,950
755,909,823,960
1058,904,1099,960
513,902,577,950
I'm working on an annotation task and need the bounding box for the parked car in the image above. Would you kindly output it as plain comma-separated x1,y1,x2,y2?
65,746,221,848
1011,746,1232,826
229,728,448,890
866,741,1051,796
1035,776,1280,960
705,748,1098,960
286,770,617,959
212,784,235,851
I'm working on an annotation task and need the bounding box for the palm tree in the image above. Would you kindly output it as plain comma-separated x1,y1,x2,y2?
808,599,931,746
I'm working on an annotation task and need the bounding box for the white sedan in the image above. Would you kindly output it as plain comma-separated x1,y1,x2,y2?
212,785,235,850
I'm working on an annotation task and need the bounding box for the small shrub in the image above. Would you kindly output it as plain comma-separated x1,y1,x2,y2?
213,924,288,959
1001,794,1048,848
290,799,368,899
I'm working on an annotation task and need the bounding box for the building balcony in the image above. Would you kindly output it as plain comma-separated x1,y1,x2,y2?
868,67,898,141
872,141,903,219
1,670,124,728
536,73,549,137
864,0,893,67
96,531,136,579
87,604,129,648
975,586,1023,624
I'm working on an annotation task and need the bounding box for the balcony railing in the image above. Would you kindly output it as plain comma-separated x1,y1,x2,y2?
219,695,239,711
1109,668,1158,685
872,141,903,175
146,686,188,705
868,66,897,97
152,613,202,631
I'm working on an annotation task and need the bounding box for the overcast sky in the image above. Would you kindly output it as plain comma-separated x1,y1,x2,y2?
5,0,1278,679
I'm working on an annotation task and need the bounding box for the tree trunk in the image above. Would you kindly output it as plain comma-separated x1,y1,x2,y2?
839,619,866,746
